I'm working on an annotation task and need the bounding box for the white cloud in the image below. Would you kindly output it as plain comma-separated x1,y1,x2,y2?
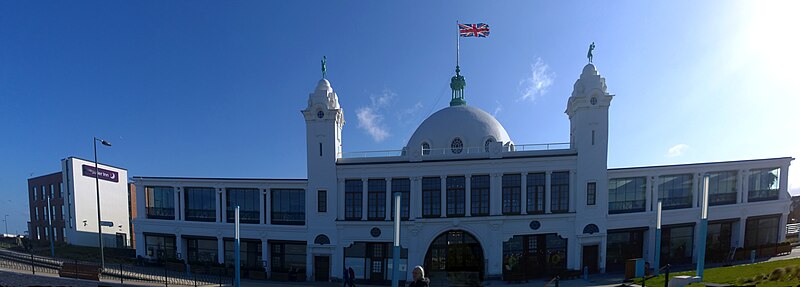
666,144,690,157
519,57,555,101
356,89,396,142
493,100,503,117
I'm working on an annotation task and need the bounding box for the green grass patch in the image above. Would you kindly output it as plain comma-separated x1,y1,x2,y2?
633,258,800,286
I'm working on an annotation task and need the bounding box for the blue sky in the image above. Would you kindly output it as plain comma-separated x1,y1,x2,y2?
1,1,798,235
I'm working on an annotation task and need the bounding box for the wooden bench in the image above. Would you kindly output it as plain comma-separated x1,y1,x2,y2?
59,263,101,281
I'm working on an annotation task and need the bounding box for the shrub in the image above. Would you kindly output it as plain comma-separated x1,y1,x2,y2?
769,268,786,281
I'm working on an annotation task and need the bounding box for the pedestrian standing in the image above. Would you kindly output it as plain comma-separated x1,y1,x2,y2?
408,266,429,287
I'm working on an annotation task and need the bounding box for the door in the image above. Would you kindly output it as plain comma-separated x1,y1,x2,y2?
115,233,127,248
367,243,385,282
314,256,330,282
582,245,599,274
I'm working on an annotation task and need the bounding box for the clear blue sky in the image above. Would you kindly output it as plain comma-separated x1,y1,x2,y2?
1,1,798,235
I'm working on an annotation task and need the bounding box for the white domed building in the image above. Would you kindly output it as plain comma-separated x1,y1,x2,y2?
132,62,793,285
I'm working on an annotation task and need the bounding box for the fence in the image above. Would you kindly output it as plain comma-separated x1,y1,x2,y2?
0,249,234,286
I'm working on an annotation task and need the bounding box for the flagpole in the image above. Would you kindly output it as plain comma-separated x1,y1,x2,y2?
456,20,460,69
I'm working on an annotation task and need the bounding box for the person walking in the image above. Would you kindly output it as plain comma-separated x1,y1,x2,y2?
343,267,350,287
408,266,430,287
348,266,356,287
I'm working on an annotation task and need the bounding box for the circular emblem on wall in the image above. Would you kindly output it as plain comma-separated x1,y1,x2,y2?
590,97,597,105
370,227,381,238
529,220,541,230
317,111,324,118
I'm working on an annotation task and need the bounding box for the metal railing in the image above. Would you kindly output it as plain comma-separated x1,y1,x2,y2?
146,207,175,219
709,193,738,206
340,142,571,159
185,209,216,222
748,189,779,202
608,200,646,214
226,210,259,223
787,223,800,234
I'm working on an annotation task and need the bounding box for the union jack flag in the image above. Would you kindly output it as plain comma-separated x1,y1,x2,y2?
459,23,490,37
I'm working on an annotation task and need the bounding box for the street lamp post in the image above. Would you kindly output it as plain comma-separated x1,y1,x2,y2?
94,137,111,269
2,214,8,235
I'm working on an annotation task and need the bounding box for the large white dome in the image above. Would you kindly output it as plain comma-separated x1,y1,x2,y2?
406,105,511,154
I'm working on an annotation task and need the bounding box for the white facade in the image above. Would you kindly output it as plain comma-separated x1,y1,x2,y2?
62,157,131,248
132,64,793,284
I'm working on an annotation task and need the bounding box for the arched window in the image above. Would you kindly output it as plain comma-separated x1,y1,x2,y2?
314,234,330,245
484,138,494,152
583,224,600,235
451,138,463,154
421,142,431,156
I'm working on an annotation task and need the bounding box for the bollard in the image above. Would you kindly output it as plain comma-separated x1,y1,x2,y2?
664,264,670,287
583,266,588,280
30,253,34,275
750,250,756,263
120,263,124,284
555,276,560,287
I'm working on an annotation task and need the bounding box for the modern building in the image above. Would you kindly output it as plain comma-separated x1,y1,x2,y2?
132,63,793,285
27,157,132,248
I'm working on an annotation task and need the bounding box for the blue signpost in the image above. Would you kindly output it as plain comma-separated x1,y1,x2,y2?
696,176,710,278
235,206,241,287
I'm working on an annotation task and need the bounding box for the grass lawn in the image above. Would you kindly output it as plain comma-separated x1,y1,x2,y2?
633,258,800,286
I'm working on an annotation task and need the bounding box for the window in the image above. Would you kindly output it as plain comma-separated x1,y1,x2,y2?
59,183,64,198
144,234,176,260
50,184,54,199
421,142,431,156
605,229,644,272
526,173,545,214
271,189,305,225
658,174,693,209
317,190,327,213
551,172,570,213
586,182,596,205
708,171,737,205
745,215,780,248
451,138,463,154
224,239,262,268
146,186,175,220
391,178,410,220
187,237,218,264
368,179,386,220
484,138,494,152
446,176,465,217
422,177,441,217
748,168,780,202
608,177,646,214
34,208,38,221
345,180,363,220
33,186,37,201
471,175,490,216
502,174,521,214
184,187,216,222
226,188,259,224
660,225,694,265
270,241,307,274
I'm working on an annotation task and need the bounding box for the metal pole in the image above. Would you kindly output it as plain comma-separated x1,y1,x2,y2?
94,138,105,270
696,175,710,278
664,264,670,287
234,206,240,287
3,214,8,235
47,196,54,257
391,192,401,287
653,200,662,275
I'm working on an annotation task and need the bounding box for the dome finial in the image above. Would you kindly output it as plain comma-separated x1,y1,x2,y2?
449,65,467,106
321,56,327,79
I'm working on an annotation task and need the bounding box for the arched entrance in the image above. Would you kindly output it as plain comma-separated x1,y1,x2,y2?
424,230,484,286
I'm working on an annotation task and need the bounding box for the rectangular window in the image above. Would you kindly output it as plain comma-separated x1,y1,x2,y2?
391,178,410,220
748,168,780,202
59,183,64,198
526,173,545,214
551,172,570,213
50,184,54,199
471,175,490,216
318,190,327,213
226,188,260,224
660,225,694,265
708,171,738,206
345,180,363,220
608,177,646,214
422,177,441,218
187,237,218,264
271,189,305,225
224,239,262,268
34,208,39,221
144,234,177,260
41,185,45,199
658,174,693,210
270,241,307,274
146,186,175,220
446,176,465,217
744,215,780,248
502,174,521,215
33,186,37,201
368,179,386,220
587,182,596,205
184,187,216,222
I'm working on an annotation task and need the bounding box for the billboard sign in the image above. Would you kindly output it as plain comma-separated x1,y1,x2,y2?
82,164,120,182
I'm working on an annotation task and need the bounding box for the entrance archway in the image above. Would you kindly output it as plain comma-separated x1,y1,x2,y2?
424,230,484,286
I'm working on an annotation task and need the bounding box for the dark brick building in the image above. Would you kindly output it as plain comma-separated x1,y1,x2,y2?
27,172,66,243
